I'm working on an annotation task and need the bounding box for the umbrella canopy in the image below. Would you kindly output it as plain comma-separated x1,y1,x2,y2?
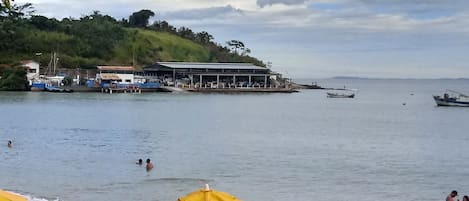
178,185,240,201
0,190,27,201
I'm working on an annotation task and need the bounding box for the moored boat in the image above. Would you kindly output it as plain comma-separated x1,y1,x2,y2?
327,92,355,98
433,91,469,107
45,85,74,93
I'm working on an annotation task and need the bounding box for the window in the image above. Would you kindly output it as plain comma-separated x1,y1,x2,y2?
125,79,131,83
29,69,37,73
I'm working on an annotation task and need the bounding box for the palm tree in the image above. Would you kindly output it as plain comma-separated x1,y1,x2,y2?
2,0,12,10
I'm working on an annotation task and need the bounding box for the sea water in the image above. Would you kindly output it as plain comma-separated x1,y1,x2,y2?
1,78,469,201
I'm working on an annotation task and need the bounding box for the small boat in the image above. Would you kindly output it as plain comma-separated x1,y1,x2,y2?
433,90,469,107
327,92,355,98
45,85,74,93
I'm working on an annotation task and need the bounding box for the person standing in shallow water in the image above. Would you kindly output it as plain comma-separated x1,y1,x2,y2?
146,158,153,171
136,159,143,166
446,190,458,201
7,140,12,148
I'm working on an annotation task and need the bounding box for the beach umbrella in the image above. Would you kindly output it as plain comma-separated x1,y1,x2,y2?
178,184,240,201
0,190,27,201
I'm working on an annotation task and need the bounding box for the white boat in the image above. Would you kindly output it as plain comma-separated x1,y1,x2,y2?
433,90,469,107
327,92,355,98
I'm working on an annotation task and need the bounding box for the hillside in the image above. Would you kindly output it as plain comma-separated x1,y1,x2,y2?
112,29,212,67
0,4,265,69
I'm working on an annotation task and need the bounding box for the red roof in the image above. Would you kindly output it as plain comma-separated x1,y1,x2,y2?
97,66,134,71
20,60,37,65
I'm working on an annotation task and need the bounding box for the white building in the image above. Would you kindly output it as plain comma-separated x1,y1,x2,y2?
21,60,40,82
96,66,135,85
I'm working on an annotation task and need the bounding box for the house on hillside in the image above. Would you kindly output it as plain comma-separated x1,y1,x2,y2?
21,60,40,84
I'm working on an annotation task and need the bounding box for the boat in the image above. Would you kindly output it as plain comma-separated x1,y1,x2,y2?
298,82,325,89
45,85,74,93
327,92,355,98
433,90,469,107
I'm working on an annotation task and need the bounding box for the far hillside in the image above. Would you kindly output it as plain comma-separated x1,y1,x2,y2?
0,4,265,69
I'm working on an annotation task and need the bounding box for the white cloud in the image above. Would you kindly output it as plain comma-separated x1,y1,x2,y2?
12,0,469,78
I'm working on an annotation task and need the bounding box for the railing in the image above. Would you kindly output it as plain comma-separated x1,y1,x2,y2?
100,83,160,89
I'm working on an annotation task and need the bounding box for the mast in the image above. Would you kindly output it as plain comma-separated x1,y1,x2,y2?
53,52,57,75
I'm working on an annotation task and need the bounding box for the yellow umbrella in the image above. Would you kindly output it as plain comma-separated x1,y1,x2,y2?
0,189,27,201
178,185,240,201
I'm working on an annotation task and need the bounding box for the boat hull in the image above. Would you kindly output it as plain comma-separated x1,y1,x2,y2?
327,93,355,98
433,96,469,107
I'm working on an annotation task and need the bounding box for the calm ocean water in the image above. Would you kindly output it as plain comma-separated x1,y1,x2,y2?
1,78,469,201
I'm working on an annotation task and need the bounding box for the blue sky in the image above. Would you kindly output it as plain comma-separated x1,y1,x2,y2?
16,0,469,78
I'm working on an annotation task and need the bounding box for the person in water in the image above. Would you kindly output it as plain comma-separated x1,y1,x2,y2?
146,158,154,171
446,190,458,201
463,195,469,201
7,140,12,148
136,159,143,165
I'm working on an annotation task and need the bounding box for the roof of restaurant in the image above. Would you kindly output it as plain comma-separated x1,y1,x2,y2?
150,62,267,70
97,66,134,71
99,74,122,80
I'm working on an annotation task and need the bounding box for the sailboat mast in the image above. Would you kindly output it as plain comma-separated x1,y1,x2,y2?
53,52,57,75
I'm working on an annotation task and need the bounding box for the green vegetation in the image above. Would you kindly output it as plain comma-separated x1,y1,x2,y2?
0,64,29,91
0,3,265,70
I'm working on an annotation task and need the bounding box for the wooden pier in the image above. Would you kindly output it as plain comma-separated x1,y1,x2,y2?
101,87,142,94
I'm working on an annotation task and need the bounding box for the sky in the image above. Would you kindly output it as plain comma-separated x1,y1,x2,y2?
14,0,469,78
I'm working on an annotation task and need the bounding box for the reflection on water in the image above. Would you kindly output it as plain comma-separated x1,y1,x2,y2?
1,79,469,201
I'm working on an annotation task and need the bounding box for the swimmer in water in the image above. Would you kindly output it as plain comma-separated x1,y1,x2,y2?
7,140,12,148
446,190,458,201
136,158,143,165
146,158,153,171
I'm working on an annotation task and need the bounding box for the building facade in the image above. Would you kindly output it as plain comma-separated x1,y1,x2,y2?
144,62,276,88
21,60,40,83
96,66,135,85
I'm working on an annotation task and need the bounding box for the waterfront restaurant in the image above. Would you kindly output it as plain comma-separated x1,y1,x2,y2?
143,62,275,88
96,66,135,85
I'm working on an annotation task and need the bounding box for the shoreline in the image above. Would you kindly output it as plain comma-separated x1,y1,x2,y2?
4,86,299,94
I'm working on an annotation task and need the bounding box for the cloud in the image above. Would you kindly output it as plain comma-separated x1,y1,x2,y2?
163,5,242,20
256,0,308,7
11,0,469,78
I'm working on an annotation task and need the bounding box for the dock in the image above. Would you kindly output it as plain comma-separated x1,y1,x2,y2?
186,88,298,93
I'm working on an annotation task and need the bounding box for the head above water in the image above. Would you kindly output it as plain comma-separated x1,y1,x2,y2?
8,140,11,144
451,190,458,197
146,159,150,163
463,195,469,201
138,159,143,164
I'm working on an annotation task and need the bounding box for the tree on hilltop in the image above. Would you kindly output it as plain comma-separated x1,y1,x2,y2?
227,40,251,55
196,31,213,45
128,9,155,28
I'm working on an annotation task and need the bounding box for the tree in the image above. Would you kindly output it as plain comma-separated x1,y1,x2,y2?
195,31,213,44
177,26,195,40
62,11,125,58
226,40,245,54
7,3,34,19
128,9,155,28
242,48,251,56
150,20,177,33
0,65,29,91
62,76,73,86
0,3,34,59
30,15,59,31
